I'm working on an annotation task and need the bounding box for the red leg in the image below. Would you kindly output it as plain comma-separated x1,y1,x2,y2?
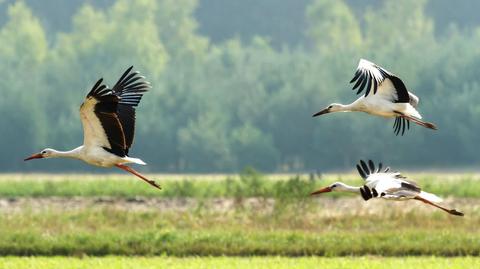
414,196,463,216
115,164,161,190
400,115,438,130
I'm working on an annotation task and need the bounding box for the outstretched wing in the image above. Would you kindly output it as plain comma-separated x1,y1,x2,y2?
80,78,127,157
356,159,390,180
374,174,422,200
356,160,421,200
349,59,410,103
79,67,150,157
110,66,151,155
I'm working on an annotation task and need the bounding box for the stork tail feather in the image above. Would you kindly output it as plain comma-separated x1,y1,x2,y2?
418,191,443,203
124,157,146,165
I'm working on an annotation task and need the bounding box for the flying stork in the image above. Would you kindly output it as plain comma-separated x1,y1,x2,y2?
310,160,463,216
24,66,161,189
313,59,437,135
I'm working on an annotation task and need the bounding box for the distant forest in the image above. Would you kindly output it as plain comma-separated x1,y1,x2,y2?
1,0,480,172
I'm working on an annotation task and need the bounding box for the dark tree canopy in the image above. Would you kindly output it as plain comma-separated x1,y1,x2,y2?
2,0,480,172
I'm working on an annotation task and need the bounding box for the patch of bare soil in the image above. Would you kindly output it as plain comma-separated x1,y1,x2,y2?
0,197,478,217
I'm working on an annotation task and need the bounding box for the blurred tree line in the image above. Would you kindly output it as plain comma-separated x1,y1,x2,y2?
1,0,480,172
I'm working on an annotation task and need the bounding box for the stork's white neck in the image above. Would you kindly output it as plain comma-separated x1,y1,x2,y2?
49,147,83,159
345,99,366,112
330,102,362,113
331,182,362,194
337,184,361,194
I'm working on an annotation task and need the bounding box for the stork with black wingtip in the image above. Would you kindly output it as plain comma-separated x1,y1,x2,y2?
313,59,437,135
24,66,161,189
310,160,463,216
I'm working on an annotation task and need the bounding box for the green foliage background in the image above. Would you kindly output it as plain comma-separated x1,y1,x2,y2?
2,0,480,172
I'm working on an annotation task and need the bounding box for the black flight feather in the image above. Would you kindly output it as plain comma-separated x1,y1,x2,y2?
359,73,368,96
368,160,375,173
360,160,370,176
352,72,364,90
357,164,367,179
372,77,378,94
377,162,383,173
350,70,361,83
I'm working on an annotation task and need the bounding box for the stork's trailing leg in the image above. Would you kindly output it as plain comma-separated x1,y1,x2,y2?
414,196,463,216
115,164,161,189
399,114,437,130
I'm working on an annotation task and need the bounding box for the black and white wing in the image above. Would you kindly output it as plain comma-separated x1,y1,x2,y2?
355,160,422,201
80,79,127,157
350,59,410,103
350,59,417,136
355,160,389,200
110,66,151,155
79,66,150,157
355,159,390,180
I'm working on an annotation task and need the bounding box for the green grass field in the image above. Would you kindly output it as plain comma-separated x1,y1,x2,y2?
0,173,478,268
0,256,479,269
1,172,480,198
0,196,477,256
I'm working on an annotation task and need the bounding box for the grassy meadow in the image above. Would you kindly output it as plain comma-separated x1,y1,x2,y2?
1,171,480,198
0,172,479,267
1,256,479,269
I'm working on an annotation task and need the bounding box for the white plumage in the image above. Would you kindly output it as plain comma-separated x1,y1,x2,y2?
313,59,437,135
310,160,463,216
25,66,160,189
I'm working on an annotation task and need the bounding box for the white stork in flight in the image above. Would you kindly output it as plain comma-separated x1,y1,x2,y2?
313,59,437,135
310,160,463,216
24,66,160,189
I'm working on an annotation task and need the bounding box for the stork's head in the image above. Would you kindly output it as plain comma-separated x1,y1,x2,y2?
24,148,55,161
310,182,348,195
312,103,344,117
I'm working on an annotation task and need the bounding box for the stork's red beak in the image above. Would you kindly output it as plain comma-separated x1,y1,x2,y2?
24,153,43,161
312,108,330,117
310,186,332,196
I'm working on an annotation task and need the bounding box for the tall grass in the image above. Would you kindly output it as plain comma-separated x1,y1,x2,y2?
0,171,479,198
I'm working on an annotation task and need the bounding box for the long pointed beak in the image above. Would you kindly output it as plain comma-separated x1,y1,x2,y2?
24,153,43,161
310,186,332,196
312,108,330,117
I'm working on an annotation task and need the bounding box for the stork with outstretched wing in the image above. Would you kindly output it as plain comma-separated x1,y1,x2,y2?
313,59,437,135
24,66,160,189
310,160,463,216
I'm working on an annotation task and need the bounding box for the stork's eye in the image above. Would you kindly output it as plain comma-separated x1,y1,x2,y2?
328,105,333,109
41,150,47,154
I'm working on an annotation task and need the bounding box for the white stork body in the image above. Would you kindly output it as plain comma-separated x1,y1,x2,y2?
344,94,419,119
42,146,145,168
313,59,436,135
25,66,160,189
310,160,463,216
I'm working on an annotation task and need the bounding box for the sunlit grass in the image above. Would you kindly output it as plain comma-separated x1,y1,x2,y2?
0,199,478,256
0,172,479,198
0,172,478,256
0,256,479,269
